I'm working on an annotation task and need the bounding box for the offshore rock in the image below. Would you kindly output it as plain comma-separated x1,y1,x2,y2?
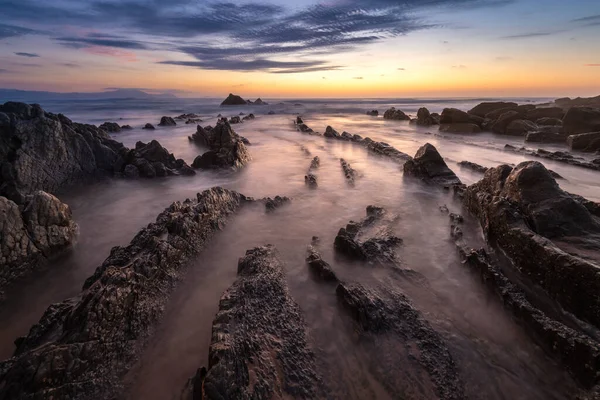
143,123,155,130
439,123,481,134
99,122,121,133
120,140,195,177
366,110,379,116
468,101,518,117
191,120,250,169
158,116,176,126
264,195,290,212
220,93,247,106
193,245,324,399
340,158,357,185
306,245,338,282
403,143,462,186
324,125,341,138
0,188,248,399
383,107,410,121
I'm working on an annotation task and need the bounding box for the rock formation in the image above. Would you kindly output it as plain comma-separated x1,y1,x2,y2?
99,122,121,133
366,110,379,116
505,119,538,136
562,107,600,135
324,125,341,138
468,101,518,117
0,188,249,399
439,123,481,134
220,93,247,106
383,107,410,120
403,143,462,186
143,123,155,130
416,107,437,126
158,116,176,126
189,245,324,399
340,158,357,185
190,120,250,169
458,160,488,173
567,131,600,152
118,140,195,178
306,245,338,282
264,195,290,212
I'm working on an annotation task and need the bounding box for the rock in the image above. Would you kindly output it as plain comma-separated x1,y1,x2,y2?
340,158,356,185
505,119,538,136
464,161,600,328
229,116,241,124
175,113,201,120
562,106,600,135
525,130,568,143
491,110,521,134
143,123,155,130
458,160,488,173
366,110,379,116
556,95,600,109
468,101,518,117
267,110,275,115
309,156,320,170
504,146,600,171
0,102,127,203
220,93,247,106
99,122,121,133
324,125,341,138
336,283,465,399
0,192,77,294
242,113,255,121
568,131,600,152
191,245,324,399
123,164,140,178
158,116,176,126
305,173,318,188
362,138,411,161
439,123,481,134
185,118,202,124
403,143,462,186
383,107,410,120
484,106,520,120
121,124,133,130
306,246,338,282
0,188,248,399
416,107,436,126
526,107,565,121
264,196,290,212
352,134,363,142
341,131,353,141
440,108,471,124
536,117,563,126
296,116,304,124
252,97,268,105
122,140,194,177
297,123,315,134
191,120,250,169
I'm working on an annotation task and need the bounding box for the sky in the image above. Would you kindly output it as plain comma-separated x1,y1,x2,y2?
0,0,599,98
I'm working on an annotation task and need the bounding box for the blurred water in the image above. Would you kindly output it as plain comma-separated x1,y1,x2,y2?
0,97,595,399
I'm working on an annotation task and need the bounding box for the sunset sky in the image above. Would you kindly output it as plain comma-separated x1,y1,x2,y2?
0,0,599,97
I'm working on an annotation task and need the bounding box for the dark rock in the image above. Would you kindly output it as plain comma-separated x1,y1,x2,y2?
340,158,356,185
366,110,379,116
562,107,600,135
352,134,363,142
306,245,338,282
193,245,324,400
491,110,521,134
123,164,140,178
568,132,600,152
190,120,250,169
536,117,563,126
525,130,567,143
305,173,318,188
485,106,521,120
175,113,201,120
458,160,488,173
264,195,290,212
158,116,176,126
296,116,304,124
468,101,518,117
341,131,353,141
505,146,600,171
229,116,241,124
252,98,268,105
99,122,121,133
526,107,565,121
439,123,481,134
403,143,462,186
309,156,320,170
220,93,247,106
143,123,155,130
121,124,133,130
242,113,255,121
464,161,600,328
440,108,471,124
297,123,315,134
0,188,248,399
505,119,538,136
0,191,78,294
185,118,202,124
383,107,410,120
267,110,275,115
416,107,437,126
336,283,465,399
324,125,341,138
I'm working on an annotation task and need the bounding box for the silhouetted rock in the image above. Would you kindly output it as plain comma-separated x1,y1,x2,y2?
143,123,155,130
416,107,436,126
264,195,290,212
0,191,77,295
505,119,538,136
526,107,564,121
309,156,320,170
439,123,481,134
119,140,195,177
440,107,471,124
121,124,133,130
324,125,341,138
158,116,176,126
175,113,200,120
340,158,357,185
336,283,465,399
190,120,250,169
465,161,600,327
468,101,518,117
525,130,568,143
366,110,379,116
0,188,249,399
404,143,462,186
555,95,600,109
242,113,255,121
267,110,275,115
568,131,600,152
229,116,241,124
562,107,600,135
383,107,410,120
220,93,247,106
305,173,318,188
458,160,488,173
99,122,121,133
188,245,324,400
491,110,521,134
306,246,338,282
536,117,563,126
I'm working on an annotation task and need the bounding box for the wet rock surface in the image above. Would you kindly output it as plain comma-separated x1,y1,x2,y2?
340,158,357,185
562,107,600,135
404,143,462,186
190,245,324,400
190,120,250,169
568,131,600,152
415,107,437,126
336,282,465,400
263,195,291,212
383,107,410,120
0,187,249,399
0,191,78,296
118,140,195,178
464,161,600,327
457,160,488,174
439,123,481,134
503,145,600,171
468,101,518,117
158,116,177,126
306,245,339,282
143,123,155,130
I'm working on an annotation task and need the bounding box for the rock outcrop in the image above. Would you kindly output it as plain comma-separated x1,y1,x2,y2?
536,117,563,126
340,158,357,185
366,110,379,116
99,122,121,133
562,107,600,135
505,119,538,136
567,131,600,152
264,195,290,212
158,116,176,126
525,107,564,121
117,140,195,178
383,107,410,121
324,125,341,138
439,123,481,134
143,123,155,130
190,120,250,169
306,245,338,282
503,145,600,171
440,108,471,124
416,107,437,126
336,283,465,399
491,110,521,134
458,160,488,174
0,188,249,399
468,101,518,117
464,161,600,328
189,245,324,399
403,143,462,186
0,191,78,296
220,93,247,106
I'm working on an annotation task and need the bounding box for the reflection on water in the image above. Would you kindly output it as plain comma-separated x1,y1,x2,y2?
0,104,595,399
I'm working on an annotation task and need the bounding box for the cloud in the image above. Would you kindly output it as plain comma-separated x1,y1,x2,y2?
61,62,80,68
397,67,406,70
56,36,148,50
500,31,563,39
572,14,600,23
0,68,9,73
452,64,467,69
14,52,39,57
585,64,600,67
353,77,364,79
0,23,38,39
